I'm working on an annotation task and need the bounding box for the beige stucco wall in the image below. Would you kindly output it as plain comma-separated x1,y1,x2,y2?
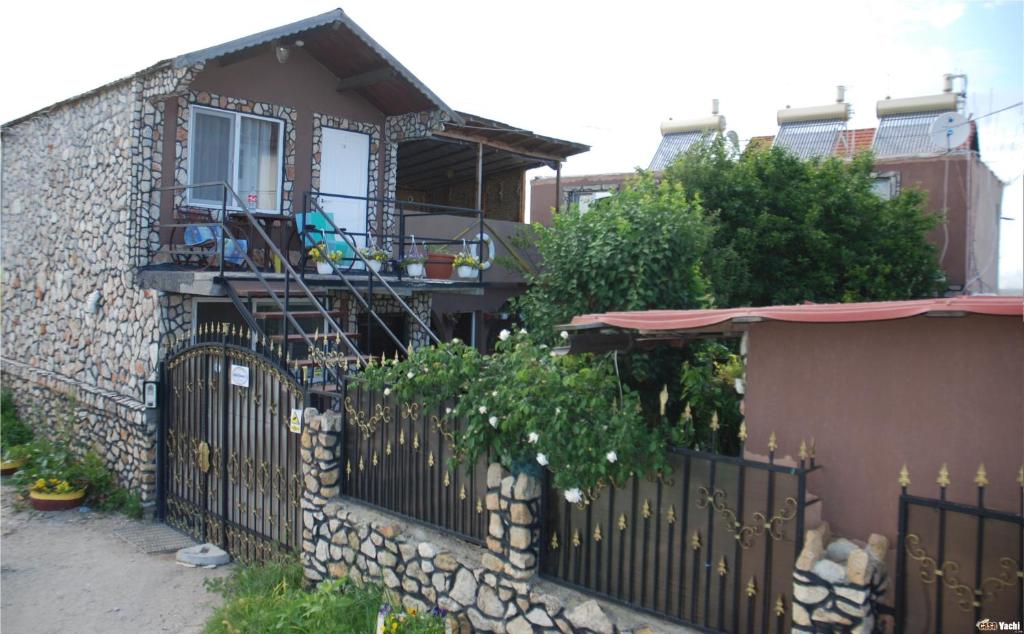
743,315,1023,542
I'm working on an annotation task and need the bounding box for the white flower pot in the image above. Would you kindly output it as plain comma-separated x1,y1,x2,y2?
405,263,424,278
368,259,382,273
456,265,477,279
316,262,333,275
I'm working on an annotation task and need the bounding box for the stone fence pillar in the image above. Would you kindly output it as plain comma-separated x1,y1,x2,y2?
299,407,341,582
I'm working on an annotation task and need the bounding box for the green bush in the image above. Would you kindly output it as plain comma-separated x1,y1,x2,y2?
1,390,34,456
204,560,446,633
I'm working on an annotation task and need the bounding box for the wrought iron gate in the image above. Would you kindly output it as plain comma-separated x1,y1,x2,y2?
895,465,1023,633
159,327,305,562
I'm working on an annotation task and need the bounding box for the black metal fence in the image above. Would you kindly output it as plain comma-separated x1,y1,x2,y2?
539,435,820,633
339,381,491,545
895,466,1024,633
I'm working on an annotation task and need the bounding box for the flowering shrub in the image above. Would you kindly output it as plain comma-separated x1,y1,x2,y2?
359,246,389,263
362,331,672,499
377,601,447,633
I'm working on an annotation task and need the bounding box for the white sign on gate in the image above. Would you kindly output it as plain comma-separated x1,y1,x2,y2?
230,364,250,387
290,409,303,433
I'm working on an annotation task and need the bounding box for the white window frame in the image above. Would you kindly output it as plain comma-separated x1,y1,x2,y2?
187,105,286,214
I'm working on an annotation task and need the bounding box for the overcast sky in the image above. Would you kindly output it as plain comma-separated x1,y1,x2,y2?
2,0,1021,289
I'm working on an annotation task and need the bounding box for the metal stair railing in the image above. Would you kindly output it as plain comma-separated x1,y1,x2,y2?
156,181,366,383
303,196,444,351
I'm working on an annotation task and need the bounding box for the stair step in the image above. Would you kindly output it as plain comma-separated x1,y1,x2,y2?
253,310,346,320
271,333,360,341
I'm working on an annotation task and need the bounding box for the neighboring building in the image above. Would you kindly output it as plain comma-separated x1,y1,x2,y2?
0,9,586,502
530,79,1005,294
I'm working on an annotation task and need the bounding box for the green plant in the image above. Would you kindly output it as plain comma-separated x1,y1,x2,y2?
452,252,480,269
359,246,389,263
362,332,670,498
1,390,33,457
308,242,343,264
401,255,426,266
677,341,744,454
203,559,445,634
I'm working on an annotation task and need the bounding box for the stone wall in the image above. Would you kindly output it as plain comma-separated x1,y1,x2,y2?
792,523,889,633
1,361,156,502
300,409,667,633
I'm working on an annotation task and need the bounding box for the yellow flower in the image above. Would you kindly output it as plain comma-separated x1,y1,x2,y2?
35,479,46,489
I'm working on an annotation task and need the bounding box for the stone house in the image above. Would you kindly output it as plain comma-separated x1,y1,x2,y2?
0,9,586,505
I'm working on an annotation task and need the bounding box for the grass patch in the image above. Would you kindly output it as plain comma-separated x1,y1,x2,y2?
203,559,447,633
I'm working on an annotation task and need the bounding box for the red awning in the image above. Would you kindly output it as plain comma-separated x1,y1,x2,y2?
568,296,1023,333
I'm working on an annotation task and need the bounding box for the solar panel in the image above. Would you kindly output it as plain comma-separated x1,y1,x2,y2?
873,111,947,158
649,131,708,170
772,119,846,160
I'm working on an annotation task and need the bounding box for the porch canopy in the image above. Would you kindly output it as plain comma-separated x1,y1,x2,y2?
559,296,1023,353
397,112,590,192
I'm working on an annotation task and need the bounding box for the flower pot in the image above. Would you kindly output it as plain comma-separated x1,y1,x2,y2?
316,262,333,275
456,265,478,279
367,259,382,274
29,488,86,512
425,253,455,279
0,457,26,476
404,263,424,278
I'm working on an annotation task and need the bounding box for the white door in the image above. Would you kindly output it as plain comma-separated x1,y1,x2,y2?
320,128,370,246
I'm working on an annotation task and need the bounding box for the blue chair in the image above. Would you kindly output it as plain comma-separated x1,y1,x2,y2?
183,225,248,267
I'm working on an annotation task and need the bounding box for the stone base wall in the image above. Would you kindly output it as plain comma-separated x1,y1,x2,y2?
792,523,888,633
2,360,157,503
300,409,664,634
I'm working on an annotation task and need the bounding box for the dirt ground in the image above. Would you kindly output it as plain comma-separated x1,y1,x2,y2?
1,486,231,634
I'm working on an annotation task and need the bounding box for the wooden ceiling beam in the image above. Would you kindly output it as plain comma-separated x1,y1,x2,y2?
436,129,566,163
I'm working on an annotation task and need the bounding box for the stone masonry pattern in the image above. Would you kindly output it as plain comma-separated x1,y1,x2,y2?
301,409,656,633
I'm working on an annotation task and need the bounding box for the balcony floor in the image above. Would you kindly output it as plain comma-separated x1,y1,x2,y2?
137,264,486,297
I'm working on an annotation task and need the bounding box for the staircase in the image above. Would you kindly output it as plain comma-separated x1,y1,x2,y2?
209,187,442,408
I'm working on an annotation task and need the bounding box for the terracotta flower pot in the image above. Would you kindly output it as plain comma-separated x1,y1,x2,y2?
425,253,455,279
0,457,26,476
29,488,86,512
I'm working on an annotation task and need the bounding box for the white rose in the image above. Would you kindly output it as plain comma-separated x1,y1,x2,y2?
527,432,539,444
383,387,391,396
519,328,528,335
564,488,583,504
491,390,498,397
479,406,487,415
606,451,618,463
489,416,498,428
498,329,511,341
445,407,452,415
452,337,461,344
407,371,415,380
536,453,549,466
555,407,561,415
560,330,569,340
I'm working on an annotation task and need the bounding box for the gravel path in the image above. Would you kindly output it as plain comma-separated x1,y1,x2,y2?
1,486,231,634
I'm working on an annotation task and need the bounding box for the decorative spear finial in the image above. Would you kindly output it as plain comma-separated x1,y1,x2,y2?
768,431,778,453
974,463,988,488
746,577,758,597
618,514,627,531
717,556,728,576
738,421,748,442
1017,465,1024,488
709,411,720,432
898,464,911,488
682,403,692,422
691,530,701,551
937,463,950,488
659,384,669,417
774,595,786,617
799,440,809,461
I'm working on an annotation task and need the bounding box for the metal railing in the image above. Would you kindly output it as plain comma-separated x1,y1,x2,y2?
305,190,485,285
157,181,366,382
539,430,821,633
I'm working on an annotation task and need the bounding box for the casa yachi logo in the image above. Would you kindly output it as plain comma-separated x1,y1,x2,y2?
977,619,1022,632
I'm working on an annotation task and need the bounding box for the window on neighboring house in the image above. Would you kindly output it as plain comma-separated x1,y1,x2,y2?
566,189,613,213
871,172,900,201
189,105,284,213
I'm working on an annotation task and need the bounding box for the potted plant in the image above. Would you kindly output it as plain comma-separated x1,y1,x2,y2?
401,255,426,278
359,246,389,274
28,477,86,511
0,392,33,475
452,252,481,279
425,247,456,280
308,243,343,275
